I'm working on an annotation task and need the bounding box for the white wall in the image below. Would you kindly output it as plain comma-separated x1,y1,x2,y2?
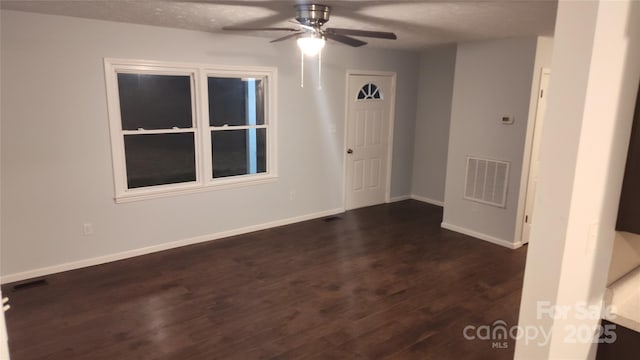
0,11,9,358
0,10,419,280
516,0,640,358
411,45,457,204
442,37,538,246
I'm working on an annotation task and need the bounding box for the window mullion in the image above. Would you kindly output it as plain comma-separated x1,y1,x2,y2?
122,128,195,135
210,125,267,131
199,70,213,184
190,70,203,186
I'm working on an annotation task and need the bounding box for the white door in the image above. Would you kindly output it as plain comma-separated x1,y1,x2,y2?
345,74,394,210
522,69,551,244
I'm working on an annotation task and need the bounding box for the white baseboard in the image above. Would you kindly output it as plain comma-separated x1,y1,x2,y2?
440,222,522,249
389,195,411,202
410,194,444,207
388,194,445,207
0,208,344,284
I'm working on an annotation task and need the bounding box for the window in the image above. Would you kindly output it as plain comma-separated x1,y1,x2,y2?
357,83,383,100
104,59,277,202
208,77,267,178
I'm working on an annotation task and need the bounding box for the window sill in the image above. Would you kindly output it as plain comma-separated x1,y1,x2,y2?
114,175,278,203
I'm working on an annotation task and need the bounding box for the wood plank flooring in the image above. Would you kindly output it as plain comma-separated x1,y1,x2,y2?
2,200,528,359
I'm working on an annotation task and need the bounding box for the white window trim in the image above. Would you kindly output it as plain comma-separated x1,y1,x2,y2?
104,58,278,203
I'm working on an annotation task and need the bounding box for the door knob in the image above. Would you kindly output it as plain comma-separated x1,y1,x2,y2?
347,149,353,154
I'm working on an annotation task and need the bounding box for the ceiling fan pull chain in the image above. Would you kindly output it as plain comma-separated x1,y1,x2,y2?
318,50,322,90
300,50,304,88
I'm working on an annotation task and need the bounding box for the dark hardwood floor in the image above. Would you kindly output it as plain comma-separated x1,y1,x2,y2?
2,200,527,359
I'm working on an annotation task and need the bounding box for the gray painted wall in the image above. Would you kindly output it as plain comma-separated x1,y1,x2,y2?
0,10,418,277
443,37,538,244
411,45,457,203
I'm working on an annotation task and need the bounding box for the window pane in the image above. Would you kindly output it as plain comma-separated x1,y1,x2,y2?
118,73,193,130
212,129,266,178
208,77,265,126
124,133,196,188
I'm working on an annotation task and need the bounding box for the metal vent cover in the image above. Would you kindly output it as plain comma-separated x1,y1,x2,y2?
464,156,509,208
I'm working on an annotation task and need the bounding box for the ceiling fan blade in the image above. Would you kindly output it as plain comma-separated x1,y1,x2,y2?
270,32,304,43
222,26,299,32
288,19,317,33
325,33,367,47
326,28,397,40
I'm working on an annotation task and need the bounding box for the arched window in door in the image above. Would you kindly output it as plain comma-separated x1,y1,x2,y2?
357,83,383,100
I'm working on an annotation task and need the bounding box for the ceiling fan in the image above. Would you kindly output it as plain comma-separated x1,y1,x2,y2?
222,3,397,55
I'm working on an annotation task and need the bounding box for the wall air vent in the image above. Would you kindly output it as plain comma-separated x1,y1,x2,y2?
464,156,510,208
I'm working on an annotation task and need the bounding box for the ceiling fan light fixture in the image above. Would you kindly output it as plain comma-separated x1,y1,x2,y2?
297,36,326,57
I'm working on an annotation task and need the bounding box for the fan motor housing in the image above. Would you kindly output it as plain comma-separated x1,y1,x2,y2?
295,4,331,27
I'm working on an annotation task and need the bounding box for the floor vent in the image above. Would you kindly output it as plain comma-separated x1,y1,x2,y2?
464,156,509,208
324,216,342,222
13,278,48,291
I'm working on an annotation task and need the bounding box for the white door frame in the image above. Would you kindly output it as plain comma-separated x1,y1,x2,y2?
514,67,551,245
342,70,397,210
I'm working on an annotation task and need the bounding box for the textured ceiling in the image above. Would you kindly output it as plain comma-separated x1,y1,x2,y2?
0,0,558,51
